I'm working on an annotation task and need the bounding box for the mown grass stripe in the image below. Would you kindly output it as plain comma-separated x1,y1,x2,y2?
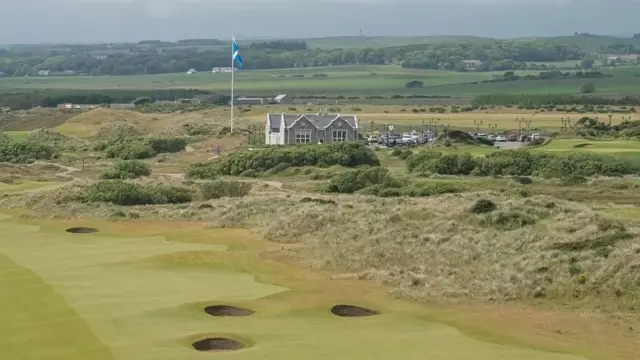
0,253,115,360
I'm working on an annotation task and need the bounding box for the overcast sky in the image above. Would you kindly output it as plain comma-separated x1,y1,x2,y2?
0,0,638,44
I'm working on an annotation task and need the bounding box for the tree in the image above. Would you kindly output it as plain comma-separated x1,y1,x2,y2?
133,96,153,106
581,83,596,94
581,58,594,70
405,80,424,88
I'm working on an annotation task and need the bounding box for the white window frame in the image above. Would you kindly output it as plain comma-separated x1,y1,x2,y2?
295,129,312,144
332,130,348,142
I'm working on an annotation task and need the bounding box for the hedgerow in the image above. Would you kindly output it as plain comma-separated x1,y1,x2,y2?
406,150,639,178
188,142,380,177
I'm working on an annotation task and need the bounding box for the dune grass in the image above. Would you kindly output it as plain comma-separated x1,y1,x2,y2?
0,214,597,360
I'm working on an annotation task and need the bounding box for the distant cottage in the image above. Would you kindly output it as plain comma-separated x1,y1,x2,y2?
265,113,359,145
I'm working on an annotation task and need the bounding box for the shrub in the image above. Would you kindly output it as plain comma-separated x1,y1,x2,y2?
104,136,186,160
401,182,460,197
105,140,156,160
185,162,219,179
406,150,639,178
398,149,413,160
215,142,379,175
510,176,533,185
581,83,596,94
327,167,401,194
240,169,259,178
101,160,151,179
0,140,57,163
146,136,187,153
470,199,497,214
379,187,402,197
197,180,252,199
391,148,403,157
81,180,193,205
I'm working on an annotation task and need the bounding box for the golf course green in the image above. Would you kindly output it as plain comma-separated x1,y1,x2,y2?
0,213,587,360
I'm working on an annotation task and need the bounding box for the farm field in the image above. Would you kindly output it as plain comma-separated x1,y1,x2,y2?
1,65,638,97
0,214,600,360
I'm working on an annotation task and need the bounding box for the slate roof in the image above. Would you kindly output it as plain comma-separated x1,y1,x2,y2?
267,113,357,132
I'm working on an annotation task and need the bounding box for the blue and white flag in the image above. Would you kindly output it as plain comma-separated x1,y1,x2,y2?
232,36,243,69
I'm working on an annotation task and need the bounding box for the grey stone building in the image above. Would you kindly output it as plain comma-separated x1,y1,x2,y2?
265,113,359,145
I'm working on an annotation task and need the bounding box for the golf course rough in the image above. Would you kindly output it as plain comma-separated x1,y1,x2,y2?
0,214,588,360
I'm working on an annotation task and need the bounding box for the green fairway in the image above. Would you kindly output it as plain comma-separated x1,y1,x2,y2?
0,215,589,360
536,138,640,160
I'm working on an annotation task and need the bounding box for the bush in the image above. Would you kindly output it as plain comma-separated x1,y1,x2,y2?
215,142,380,175
406,150,639,178
197,180,252,199
185,162,219,179
581,82,596,94
470,199,497,214
81,180,193,205
101,160,151,179
146,136,187,153
0,140,57,163
391,148,403,157
104,136,186,160
511,176,533,185
327,167,401,193
240,169,259,178
401,182,460,197
105,140,156,160
398,149,413,160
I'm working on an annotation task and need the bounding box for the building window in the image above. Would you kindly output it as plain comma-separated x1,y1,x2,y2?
332,130,348,142
295,130,311,144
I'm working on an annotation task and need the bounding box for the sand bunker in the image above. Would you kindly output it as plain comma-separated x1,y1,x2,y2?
330,304,380,317
65,227,99,234
192,337,245,352
204,305,254,317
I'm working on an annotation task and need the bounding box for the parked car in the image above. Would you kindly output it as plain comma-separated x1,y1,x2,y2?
496,135,507,142
508,133,517,141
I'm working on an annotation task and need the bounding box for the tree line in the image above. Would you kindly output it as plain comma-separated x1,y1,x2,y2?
0,40,587,76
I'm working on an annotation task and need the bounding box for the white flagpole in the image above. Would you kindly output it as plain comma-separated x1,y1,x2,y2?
230,34,234,134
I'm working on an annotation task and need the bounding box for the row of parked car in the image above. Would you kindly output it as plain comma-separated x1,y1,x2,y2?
474,132,541,142
366,131,436,146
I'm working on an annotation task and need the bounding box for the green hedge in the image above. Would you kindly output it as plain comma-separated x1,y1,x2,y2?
406,150,639,178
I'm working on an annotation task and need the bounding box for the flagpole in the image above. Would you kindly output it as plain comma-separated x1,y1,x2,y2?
230,34,234,134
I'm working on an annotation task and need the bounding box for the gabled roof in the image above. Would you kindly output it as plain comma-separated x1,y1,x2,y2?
267,113,358,132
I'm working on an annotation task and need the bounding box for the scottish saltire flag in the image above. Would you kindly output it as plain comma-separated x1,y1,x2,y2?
232,36,243,69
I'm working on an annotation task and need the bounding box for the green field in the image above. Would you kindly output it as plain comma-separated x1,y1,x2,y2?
0,213,590,360
2,65,638,97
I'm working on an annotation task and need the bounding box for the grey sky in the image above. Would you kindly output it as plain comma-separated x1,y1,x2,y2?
0,0,638,43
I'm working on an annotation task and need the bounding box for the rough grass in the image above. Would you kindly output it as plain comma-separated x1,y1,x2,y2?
4,180,639,312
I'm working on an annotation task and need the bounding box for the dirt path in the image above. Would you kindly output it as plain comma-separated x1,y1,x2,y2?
155,172,284,189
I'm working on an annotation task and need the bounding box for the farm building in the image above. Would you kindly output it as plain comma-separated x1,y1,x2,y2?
265,113,359,145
